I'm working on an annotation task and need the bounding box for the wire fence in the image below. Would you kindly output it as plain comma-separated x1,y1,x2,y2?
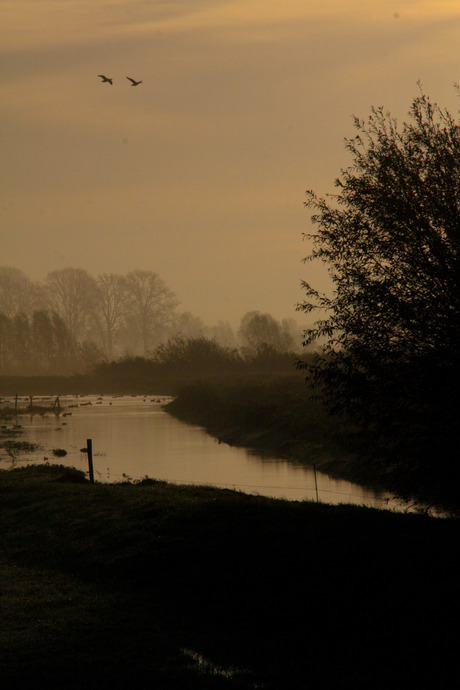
0,425,398,509
0,449,392,506
0,450,418,513
92,466,393,507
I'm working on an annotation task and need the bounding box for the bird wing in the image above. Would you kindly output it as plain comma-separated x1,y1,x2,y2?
126,77,135,84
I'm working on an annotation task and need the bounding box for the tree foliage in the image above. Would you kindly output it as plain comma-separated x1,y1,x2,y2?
297,91,460,500
152,336,241,374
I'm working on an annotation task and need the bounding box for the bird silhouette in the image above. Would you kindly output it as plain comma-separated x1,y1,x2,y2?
97,75,113,84
126,77,143,86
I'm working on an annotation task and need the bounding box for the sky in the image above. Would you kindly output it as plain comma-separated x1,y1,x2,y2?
2,0,460,328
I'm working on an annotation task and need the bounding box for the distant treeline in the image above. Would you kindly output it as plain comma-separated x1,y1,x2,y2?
0,265,305,374
0,310,100,376
94,337,305,389
0,337,307,395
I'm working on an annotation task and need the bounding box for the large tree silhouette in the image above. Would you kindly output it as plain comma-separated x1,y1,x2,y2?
298,91,460,501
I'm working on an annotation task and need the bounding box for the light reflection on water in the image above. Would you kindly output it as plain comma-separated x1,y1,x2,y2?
0,394,408,512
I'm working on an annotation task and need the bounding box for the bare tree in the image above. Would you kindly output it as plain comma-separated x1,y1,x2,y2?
95,273,129,359
0,266,42,318
45,268,98,341
124,270,178,355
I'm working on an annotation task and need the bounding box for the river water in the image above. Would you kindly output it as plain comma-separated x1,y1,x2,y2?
0,394,408,511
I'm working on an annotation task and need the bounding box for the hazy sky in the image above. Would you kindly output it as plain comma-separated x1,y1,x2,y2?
2,0,460,327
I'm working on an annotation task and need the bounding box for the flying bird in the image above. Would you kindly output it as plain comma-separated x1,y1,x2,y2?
126,77,143,86
97,75,113,84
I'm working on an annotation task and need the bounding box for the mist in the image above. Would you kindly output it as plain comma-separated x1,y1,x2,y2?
0,265,306,373
2,1,460,326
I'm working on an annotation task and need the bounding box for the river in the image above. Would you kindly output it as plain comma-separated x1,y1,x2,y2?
0,394,410,511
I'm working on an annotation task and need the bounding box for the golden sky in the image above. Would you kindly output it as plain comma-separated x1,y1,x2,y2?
2,0,460,325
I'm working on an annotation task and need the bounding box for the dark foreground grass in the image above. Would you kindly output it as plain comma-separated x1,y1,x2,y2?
0,465,458,689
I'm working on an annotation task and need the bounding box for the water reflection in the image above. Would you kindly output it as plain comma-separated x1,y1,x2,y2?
0,394,404,511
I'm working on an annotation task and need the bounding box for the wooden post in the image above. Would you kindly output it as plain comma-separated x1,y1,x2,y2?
313,463,319,503
87,438,95,484
29,395,33,412
15,393,18,413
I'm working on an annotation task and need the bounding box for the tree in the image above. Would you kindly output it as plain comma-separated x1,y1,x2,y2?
158,311,207,344
95,273,129,359
206,320,237,348
31,310,55,372
124,270,178,355
0,267,41,318
0,312,12,373
45,268,98,341
0,308,84,375
50,311,79,372
297,91,460,501
152,336,241,376
171,312,206,340
12,313,31,373
30,309,80,374
280,318,303,352
238,311,296,353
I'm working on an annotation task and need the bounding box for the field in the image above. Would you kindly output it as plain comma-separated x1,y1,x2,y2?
0,464,458,688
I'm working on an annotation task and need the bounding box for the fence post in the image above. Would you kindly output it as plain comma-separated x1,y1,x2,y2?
313,463,319,503
87,438,95,484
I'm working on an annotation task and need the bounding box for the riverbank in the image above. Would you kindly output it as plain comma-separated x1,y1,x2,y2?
165,376,384,487
165,376,458,513
2,373,456,511
0,464,457,688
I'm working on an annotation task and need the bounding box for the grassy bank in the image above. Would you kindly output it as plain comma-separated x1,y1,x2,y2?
0,464,458,688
